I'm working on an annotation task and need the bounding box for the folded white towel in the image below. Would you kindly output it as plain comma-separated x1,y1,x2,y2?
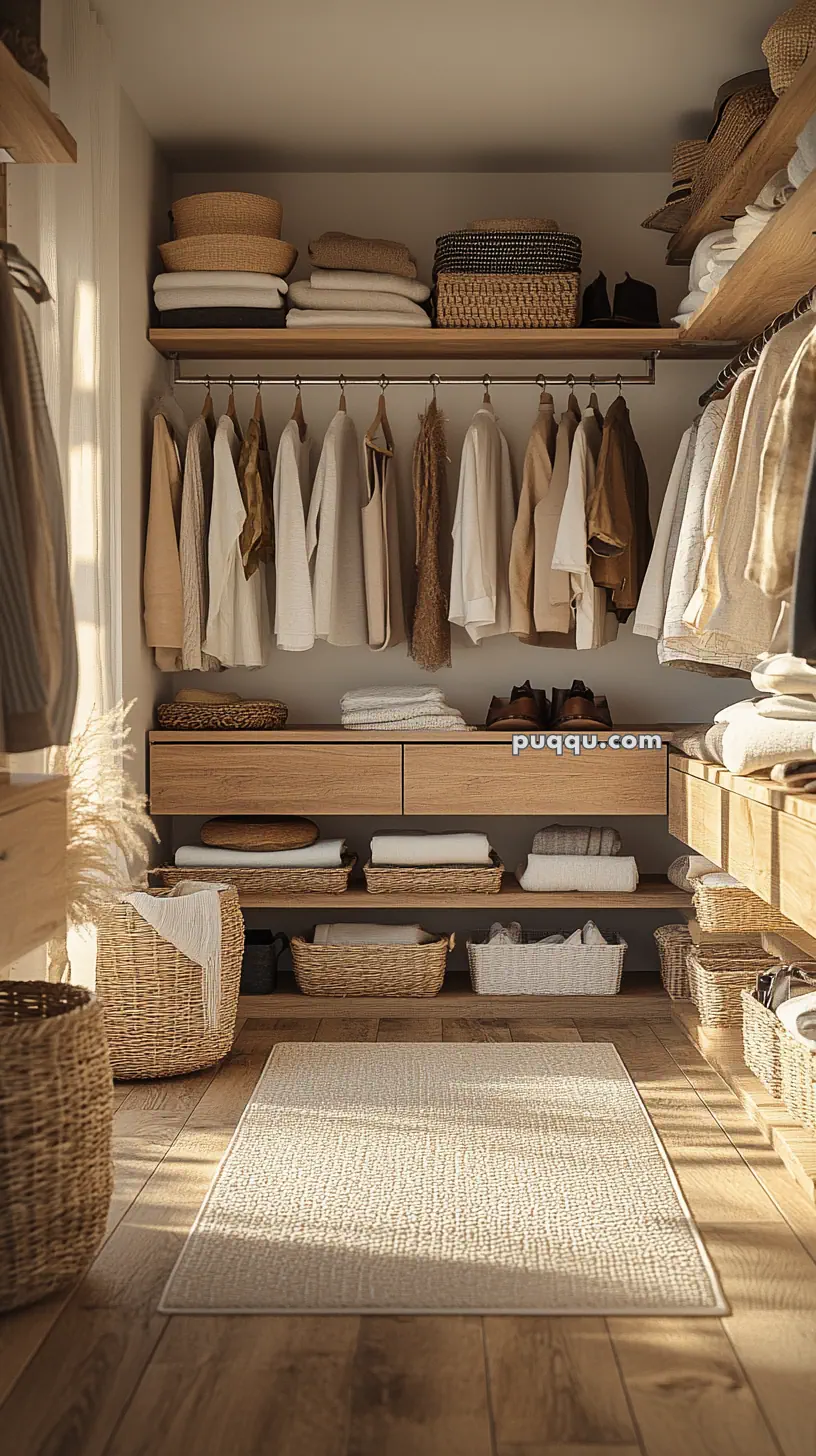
777,990,816,1046
516,855,639,892
286,309,432,328
688,229,736,291
343,715,473,732
175,840,346,868
756,695,816,721
714,698,762,723
720,716,816,775
370,832,492,867
123,882,227,1031
752,654,816,698
313,923,434,945
155,287,285,311
341,686,446,710
288,281,428,316
673,289,707,324
698,872,744,888
310,269,431,302
154,270,289,294
341,700,461,725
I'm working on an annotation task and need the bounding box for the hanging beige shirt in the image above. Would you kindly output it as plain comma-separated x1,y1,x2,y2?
180,413,220,672
204,415,267,668
273,418,314,652
362,401,406,651
144,409,184,671
448,403,516,644
551,408,617,650
306,408,368,646
509,393,564,642
533,394,579,632
747,320,816,600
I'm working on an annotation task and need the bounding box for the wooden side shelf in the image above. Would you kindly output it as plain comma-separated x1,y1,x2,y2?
668,50,816,265
0,41,76,163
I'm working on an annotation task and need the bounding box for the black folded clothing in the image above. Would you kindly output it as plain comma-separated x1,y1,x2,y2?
433,230,582,276
155,306,287,328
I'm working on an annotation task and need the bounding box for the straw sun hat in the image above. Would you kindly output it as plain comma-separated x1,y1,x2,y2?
160,190,298,277
763,2,816,96
641,140,707,233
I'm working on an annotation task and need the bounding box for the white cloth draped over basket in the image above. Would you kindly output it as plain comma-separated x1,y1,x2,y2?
122,882,229,1032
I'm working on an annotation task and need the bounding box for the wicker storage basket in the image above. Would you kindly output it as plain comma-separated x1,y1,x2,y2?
171,191,282,239
152,854,356,897
291,933,453,998
435,272,579,329
159,234,297,277
693,881,793,935
156,699,287,731
0,983,113,1312
467,929,626,996
777,1023,816,1128
654,922,693,998
96,887,244,1079
742,989,786,1095
687,943,776,1028
363,852,503,896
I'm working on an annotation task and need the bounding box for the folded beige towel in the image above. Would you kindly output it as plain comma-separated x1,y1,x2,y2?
516,855,639,892
370,832,492,866
313,923,433,945
286,309,431,328
531,824,621,856
176,841,346,868
288,281,427,316
311,268,430,302
308,231,418,278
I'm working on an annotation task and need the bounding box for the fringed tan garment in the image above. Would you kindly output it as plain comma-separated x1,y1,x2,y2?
410,399,451,670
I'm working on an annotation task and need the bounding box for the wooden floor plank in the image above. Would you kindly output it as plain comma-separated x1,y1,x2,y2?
377,1017,443,1042
509,1020,582,1042
442,1018,512,1042
495,1445,641,1455
314,1017,379,1042
483,1316,639,1452
346,1316,494,1456
232,1016,317,1051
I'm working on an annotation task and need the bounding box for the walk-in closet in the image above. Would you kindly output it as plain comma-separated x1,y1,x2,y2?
3,3,816,1453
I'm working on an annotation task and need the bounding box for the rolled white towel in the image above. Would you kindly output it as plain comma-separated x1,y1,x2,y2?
752,654,816,698
370,832,493,867
516,855,639,892
310,269,431,303
175,840,346,868
313,923,434,945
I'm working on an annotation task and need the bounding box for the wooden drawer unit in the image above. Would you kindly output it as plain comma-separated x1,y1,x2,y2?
0,780,67,967
403,737,668,816
150,740,403,816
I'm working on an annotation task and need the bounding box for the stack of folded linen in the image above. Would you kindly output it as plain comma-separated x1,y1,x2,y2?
517,822,638,891
709,654,816,778
369,832,493,866
286,232,431,328
340,685,472,730
153,270,289,328
175,838,347,868
673,168,795,325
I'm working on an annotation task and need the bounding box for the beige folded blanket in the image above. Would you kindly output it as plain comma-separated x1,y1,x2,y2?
370,832,492,866
286,309,431,328
288,281,427,316
308,231,418,278
311,268,430,302
176,840,346,868
720,715,816,775
531,825,621,856
516,855,639,892
313,923,433,945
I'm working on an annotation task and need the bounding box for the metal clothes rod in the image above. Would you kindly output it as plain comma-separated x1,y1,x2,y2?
699,285,816,408
170,357,657,390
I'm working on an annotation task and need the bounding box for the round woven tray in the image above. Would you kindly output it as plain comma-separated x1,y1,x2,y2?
96,887,244,1079
653,923,692,999
435,272,579,329
156,699,288,731
159,234,297,277
363,853,504,895
152,855,356,897
693,883,793,934
200,816,319,851
0,982,113,1311
291,933,453,998
171,191,282,239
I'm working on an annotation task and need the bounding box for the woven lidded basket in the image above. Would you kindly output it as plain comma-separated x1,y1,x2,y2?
693,880,793,935
363,852,503,896
291,933,453,998
152,854,356,897
653,922,692,999
777,1022,816,1128
467,930,626,996
159,234,297,277
763,2,816,95
0,983,113,1312
156,699,288,731
96,887,244,1078
687,943,775,1028
436,272,579,329
469,217,560,233
171,191,282,239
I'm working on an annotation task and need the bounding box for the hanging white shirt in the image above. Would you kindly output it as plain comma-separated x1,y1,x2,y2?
273,418,314,652
551,408,617,650
203,415,267,668
633,423,697,640
306,409,368,647
449,404,516,643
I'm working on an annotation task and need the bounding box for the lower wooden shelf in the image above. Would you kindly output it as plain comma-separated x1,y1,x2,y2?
228,873,689,911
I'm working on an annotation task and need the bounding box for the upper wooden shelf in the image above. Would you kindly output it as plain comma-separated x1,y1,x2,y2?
148,326,736,362
0,41,76,163
680,166,816,341
668,50,816,265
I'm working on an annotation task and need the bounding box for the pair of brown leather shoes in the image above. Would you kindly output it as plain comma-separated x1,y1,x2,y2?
486,679,611,732
486,680,550,731
551,680,612,731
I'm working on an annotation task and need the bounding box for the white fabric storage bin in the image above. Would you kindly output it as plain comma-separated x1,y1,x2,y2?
466,929,626,996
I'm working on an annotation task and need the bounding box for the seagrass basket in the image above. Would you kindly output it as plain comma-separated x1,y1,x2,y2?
156,699,287,731
171,191,282,239
96,887,244,1078
159,234,297,276
653,922,692,998
687,943,776,1027
363,853,503,896
152,854,356,897
693,881,793,935
742,989,785,1096
435,272,579,328
777,1023,816,1128
467,930,626,996
0,982,113,1311
291,933,453,997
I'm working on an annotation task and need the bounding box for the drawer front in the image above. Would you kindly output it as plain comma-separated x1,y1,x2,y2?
150,743,403,816
0,794,66,966
404,741,668,816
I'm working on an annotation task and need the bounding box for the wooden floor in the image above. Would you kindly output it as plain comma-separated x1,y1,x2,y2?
3,1013,816,1455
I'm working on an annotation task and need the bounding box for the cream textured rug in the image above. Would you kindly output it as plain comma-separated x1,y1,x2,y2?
160,1043,726,1315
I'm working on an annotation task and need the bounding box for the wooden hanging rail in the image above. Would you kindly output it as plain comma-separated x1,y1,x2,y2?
0,40,77,164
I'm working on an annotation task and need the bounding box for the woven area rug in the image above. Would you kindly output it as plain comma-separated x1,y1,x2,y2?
160,1043,726,1315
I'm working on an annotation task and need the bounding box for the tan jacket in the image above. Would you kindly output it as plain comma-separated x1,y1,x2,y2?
238,393,274,578
587,395,652,619
533,394,579,633
509,393,558,642
747,322,816,600
144,410,184,666
362,399,406,650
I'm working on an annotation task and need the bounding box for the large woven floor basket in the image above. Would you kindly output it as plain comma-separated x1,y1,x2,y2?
96,887,244,1078
435,273,579,328
291,934,452,997
653,923,692,998
0,983,113,1312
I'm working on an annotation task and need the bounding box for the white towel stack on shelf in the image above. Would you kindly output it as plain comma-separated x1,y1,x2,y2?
517,822,638,892
370,832,493,866
340,685,472,731
286,269,432,329
175,839,347,868
153,270,289,319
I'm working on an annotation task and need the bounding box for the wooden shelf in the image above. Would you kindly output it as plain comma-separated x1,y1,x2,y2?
148,326,736,362
680,167,816,342
0,41,76,163
668,50,816,266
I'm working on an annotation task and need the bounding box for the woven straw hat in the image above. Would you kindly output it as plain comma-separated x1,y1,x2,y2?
690,81,777,210
641,140,707,233
171,191,283,239
159,234,297,276
469,217,560,233
763,2,816,95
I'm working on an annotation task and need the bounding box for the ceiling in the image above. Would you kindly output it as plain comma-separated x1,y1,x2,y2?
94,0,782,172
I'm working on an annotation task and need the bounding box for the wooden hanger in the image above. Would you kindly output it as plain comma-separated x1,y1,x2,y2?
291,379,307,441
